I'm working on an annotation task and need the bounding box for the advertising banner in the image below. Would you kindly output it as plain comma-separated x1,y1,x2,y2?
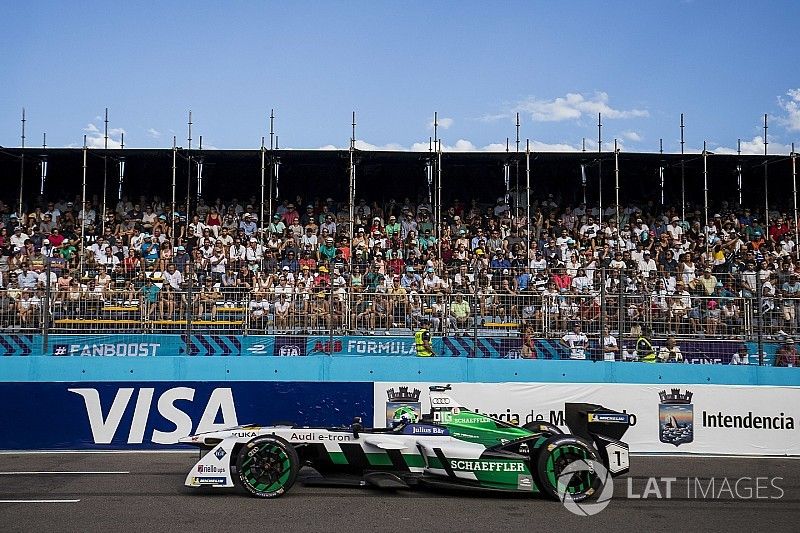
0,381,372,450
1,333,776,364
373,382,800,456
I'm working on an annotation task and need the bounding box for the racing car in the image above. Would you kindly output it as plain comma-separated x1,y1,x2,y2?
180,385,632,500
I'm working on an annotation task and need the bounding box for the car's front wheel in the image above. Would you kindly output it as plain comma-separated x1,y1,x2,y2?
236,435,299,498
535,435,602,502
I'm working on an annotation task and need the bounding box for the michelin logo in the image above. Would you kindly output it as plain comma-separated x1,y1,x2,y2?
196,477,226,485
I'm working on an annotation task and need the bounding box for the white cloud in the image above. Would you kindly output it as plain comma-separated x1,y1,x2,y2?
353,140,406,151
621,130,642,142
427,116,453,130
147,128,161,139
712,136,792,155
82,121,125,148
320,138,583,153
478,112,511,123
511,91,649,122
777,88,800,131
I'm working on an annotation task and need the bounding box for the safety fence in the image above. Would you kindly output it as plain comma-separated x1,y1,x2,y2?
0,264,792,364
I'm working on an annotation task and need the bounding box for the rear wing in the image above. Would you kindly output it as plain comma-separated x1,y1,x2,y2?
564,403,631,441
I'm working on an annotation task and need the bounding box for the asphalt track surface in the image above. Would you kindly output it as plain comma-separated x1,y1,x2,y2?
0,453,798,533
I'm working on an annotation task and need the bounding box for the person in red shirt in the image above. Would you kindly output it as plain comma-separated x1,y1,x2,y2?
768,217,790,243
47,228,66,248
551,267,572,292
775,338,798,367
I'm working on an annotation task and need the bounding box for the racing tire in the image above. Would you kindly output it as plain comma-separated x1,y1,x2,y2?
236,435,299,498
534,435,602,503
522,421,563,437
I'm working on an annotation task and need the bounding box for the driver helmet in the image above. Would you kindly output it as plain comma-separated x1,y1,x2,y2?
391,406,419,428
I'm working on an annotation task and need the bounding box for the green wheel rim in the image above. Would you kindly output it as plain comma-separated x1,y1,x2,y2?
240,443,293,494
545,444,594,495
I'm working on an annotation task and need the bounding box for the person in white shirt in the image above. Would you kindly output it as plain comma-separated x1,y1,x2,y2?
730,345,752,365
561,323,588,360
249,294,270,326
245,239,264,265
300,227,318,250
638,251,657,278
162,263,183,290
632,218,649,242
422,268,442,293
209,251,227,279
579,217,600,240
658,336,684,362
571,268,592,293
216,227,234,247
10,227,29,250
601,326,618,362
529,253,547,272
666,216,684,241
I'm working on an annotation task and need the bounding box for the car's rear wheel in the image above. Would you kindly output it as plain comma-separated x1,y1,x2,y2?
236,435,299,498
535,435,601,502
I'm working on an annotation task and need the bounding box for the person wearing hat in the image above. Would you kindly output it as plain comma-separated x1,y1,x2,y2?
667,216,684,241
775,338,798,367
419,228,436,251
401,266,421,289
268,214,286,237
637,250,657,278
9,225,29,250
414,318,436,357
280,203,300,226
239,213,257,237
309,289,330,332
698,267,717,296
319,236,336,261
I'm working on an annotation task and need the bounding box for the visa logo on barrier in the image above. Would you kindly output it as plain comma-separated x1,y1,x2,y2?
68,387,238,445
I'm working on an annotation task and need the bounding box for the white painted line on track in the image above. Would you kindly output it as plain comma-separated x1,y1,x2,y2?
0,499,80,503
0,471,129,475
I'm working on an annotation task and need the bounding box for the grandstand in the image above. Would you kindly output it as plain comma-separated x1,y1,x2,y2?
0,146,799,365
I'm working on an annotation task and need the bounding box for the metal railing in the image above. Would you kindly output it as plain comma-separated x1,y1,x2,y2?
0,263,790,363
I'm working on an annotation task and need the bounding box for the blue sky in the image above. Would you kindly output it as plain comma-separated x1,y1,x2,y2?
2,1,799,154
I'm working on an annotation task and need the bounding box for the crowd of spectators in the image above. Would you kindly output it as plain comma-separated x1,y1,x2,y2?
1,191,800,347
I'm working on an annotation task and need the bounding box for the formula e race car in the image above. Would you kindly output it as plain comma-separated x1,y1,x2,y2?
180,385,632,500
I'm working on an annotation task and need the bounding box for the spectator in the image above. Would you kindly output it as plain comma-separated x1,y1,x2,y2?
658,336,684,363
775,338,798,367
601,326,618,361
730,344,752,365
561,322,588,360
